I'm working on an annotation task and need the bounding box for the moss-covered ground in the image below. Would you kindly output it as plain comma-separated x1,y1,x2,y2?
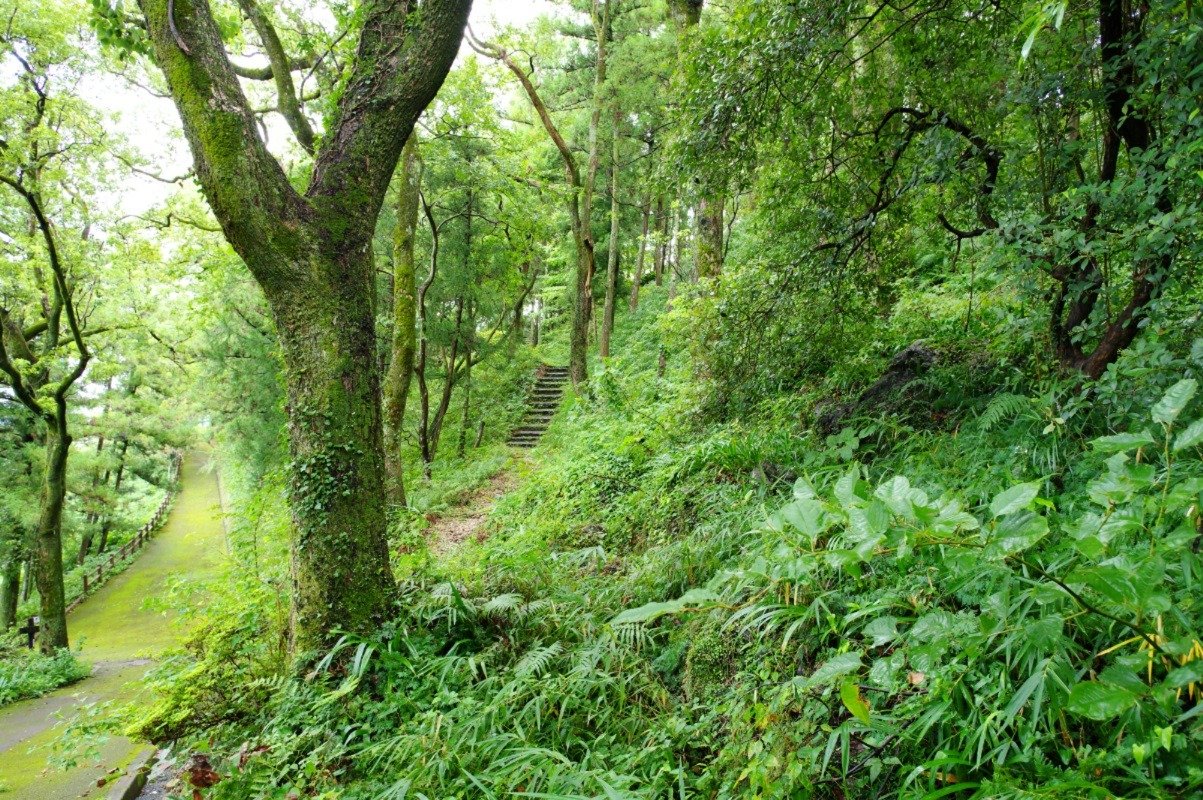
0,453,226,799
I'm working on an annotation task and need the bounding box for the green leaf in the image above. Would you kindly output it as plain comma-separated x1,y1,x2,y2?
1153,379,1198,426
1174,419,1203,452
1066,565,1140,607
1165,661,1203,689
1067,682,1138,720
834,466,864,509
988,511,1048,555
610,588,718,625
862,616,898,647
805,651,863,688
840,679,871,724
1091,431,1156,453
989,480,1041,517
875,476,914,517
1004,664,1047,724
780,497,826,537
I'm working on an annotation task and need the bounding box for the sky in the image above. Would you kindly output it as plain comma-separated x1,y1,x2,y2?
100,0,557,216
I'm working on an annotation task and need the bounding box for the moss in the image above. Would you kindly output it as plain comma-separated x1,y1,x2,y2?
0,454,226,796
682,612,740,701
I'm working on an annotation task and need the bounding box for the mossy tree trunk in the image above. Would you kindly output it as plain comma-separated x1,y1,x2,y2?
696,195,725,279
138,0,470,653
601,105,622,359
383,137,422,510
33,427,71,652
0,556,20,630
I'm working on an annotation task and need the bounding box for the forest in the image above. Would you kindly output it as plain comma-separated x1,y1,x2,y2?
0,0,1201,797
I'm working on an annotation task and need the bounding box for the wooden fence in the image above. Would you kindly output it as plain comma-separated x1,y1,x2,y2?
17,453,184,646
63,451,182,615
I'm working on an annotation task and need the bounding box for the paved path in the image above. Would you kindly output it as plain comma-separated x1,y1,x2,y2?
0,453,226,799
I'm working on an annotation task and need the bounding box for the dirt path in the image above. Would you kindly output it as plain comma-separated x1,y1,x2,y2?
427,454,526,555
0,452,226,800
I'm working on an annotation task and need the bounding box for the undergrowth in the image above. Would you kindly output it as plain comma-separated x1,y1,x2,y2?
0,640,89,707
129,285,1203,798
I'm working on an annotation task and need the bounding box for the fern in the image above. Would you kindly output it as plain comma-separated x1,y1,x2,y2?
513,642,563,679
976,392,1032,431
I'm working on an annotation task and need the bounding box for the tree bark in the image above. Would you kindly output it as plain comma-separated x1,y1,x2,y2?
457,331,473,458
78,430,107,565
0,556,19,630
34,426,71,652
629,193,651,310
653,196,666,286
137,0,471,652
696,195,725,279
1048,0,1171,379
97,436,129,555
427,298,464,461
601,105,622,358
383,137,422,509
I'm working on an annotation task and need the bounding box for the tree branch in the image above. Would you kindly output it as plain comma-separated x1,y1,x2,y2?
235,0,315,154
307,0,471,238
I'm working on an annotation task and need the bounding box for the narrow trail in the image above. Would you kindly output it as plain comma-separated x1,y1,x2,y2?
0,453,226,800
428,454,527,555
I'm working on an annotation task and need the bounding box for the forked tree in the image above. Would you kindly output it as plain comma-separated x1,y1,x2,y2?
135,0,472,652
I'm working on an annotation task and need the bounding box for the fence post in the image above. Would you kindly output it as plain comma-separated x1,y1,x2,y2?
83,573,89,594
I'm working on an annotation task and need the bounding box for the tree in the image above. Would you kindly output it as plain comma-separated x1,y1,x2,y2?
383,137,422,509
467,0,618,386
0,14,107,650
135,0,472,652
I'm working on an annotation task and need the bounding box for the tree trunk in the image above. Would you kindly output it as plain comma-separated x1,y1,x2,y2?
696,195,725,279
601,109,622,359
457,341,473,458
263,247,398,653
34,426,70,652
428,299,464,461
629,193,651,310
77,430,106,565
653,196,666,286
97,437,129,555
671,0,724,283
0,556,19,630
383,137,422,509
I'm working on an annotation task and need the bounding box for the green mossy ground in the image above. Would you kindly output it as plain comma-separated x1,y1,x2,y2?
0,453,226,799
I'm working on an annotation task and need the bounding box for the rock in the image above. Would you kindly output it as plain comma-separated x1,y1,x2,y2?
815,341,938,434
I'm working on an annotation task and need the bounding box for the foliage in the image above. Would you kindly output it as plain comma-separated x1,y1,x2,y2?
0,641,89,707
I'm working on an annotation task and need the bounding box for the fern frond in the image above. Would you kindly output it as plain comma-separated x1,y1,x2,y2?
976,393,1032,431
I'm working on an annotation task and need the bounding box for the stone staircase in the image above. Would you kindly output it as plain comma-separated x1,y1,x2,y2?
508,365,569,448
